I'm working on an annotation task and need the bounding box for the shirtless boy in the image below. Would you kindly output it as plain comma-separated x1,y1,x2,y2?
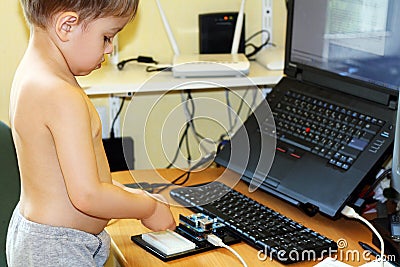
6,0,175,266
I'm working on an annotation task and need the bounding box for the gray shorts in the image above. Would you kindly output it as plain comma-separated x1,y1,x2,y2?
6,204,110,267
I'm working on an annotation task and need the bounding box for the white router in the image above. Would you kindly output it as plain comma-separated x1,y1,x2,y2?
155,0,250,78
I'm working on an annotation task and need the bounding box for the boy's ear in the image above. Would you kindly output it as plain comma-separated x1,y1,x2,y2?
55,12,79,42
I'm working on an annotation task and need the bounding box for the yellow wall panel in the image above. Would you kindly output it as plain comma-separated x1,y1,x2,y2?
0,0,286,169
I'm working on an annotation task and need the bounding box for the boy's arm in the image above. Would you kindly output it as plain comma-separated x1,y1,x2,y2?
113,179,146,195
46,86,174,229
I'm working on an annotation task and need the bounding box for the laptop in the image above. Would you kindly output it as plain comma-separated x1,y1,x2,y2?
215,0,400,219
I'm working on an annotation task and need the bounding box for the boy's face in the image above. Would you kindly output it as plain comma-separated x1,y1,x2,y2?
65,16,130,76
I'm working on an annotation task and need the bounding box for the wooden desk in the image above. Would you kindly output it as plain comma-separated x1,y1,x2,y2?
107,168,375,266
78,62,283,95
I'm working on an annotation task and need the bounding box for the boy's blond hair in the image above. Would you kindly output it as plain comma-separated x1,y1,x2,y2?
20,0,139,28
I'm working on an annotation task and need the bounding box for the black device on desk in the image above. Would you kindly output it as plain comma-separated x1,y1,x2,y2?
371,215,400,264
390,213,400,242
215,0,399,219
102,137,134,172
199,12,245,54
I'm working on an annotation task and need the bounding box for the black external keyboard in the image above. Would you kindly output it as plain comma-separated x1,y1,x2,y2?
268,90,384,171
170,181,338,264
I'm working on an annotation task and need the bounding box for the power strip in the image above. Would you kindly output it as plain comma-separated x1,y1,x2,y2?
262,0,273,44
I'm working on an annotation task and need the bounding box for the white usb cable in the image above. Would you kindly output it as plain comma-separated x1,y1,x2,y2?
206,234,248,267
341,205,385,267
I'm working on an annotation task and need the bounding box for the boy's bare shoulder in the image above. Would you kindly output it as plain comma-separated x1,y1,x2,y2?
41,77,86,102
18,69,85,101
18,73,91,124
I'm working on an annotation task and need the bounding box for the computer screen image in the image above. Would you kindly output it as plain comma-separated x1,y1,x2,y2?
290,0,400,91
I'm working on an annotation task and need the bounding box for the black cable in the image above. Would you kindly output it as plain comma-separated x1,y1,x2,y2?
185,91,196,167
235,90,247,118
133,152,215,193
225,89,233,131
109,97,125,139
360,168,392,200
117,56,158,71
154,171,191,194
171,171,191,185
185,91,208,141
166,123,189,169
126,179,187,194
247,87,259,118
153,152,216,193
227,89,249,132
146,66,172,72
220,89,251,141
165,90,216,169
185,123,191,166
244,29,271,58
166,90,194,169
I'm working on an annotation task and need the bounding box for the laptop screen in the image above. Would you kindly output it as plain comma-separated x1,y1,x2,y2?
289,0,400,92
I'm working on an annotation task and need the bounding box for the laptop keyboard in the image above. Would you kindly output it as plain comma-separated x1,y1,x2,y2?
170,181,338,264
267,90,384,171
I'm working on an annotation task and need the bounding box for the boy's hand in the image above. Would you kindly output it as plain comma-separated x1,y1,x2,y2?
141,194,176,231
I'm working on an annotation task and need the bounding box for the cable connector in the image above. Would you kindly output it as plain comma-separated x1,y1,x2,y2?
117,56,158,70
206,234,248,267
136,56,158,64
341,205,385,267
341,205,360,219
206,234,225,247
